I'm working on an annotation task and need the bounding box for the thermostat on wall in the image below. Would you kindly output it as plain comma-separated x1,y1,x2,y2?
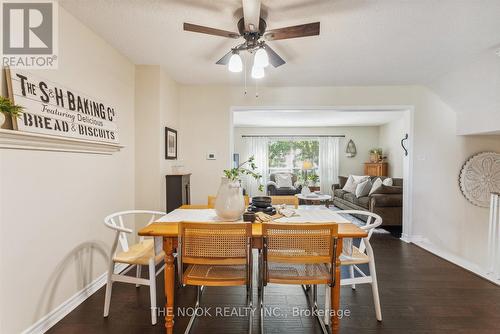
207,152,216,160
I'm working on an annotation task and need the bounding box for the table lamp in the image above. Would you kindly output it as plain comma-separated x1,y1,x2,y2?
301,160,313,195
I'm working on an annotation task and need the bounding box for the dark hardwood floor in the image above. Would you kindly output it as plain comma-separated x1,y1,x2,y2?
47,235,500,334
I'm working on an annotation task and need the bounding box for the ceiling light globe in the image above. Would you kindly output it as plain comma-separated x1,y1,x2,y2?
228,53,243,72
251,65,265,79
254,48,269,68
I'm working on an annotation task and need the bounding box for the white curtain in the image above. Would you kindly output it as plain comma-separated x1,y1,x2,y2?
242,137,269,197
319,137,340,195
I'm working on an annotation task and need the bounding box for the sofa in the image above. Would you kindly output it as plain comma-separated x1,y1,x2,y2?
332,176,403,227
267,173,302,196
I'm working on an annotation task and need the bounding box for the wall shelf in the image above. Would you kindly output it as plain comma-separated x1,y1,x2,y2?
0,129,124,155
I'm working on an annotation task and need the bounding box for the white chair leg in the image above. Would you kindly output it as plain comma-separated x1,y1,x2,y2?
368,258,382,321
103,261,115,317
148,260,158,325
349,265,356,290
136,265,142,287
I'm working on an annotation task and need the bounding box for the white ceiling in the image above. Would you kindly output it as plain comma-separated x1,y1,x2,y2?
60,0,500,86
233,110,405,127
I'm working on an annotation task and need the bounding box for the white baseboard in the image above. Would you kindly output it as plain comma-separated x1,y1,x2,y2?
410,235,500,286
400,233,411,243
22,263,129,334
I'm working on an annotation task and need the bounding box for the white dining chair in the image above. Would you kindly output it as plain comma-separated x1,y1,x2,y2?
103,210,166,325
324,210,383,323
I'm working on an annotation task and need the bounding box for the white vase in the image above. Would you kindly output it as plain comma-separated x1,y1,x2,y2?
215,177,245,221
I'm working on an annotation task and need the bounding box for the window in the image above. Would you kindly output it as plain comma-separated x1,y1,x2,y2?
268,139,320,183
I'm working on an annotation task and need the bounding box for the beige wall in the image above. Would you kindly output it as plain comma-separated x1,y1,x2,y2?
233,126,381,177
135,66,161,212
134,65,179,221
379,117,406,177
429,49,500,135
178,84,500,277
0,7,136,334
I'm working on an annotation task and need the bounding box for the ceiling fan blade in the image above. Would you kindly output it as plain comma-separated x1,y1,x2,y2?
263,44,286,67
242,0,261,32
264,22,320,41
216,50,234,65
183,22,240,39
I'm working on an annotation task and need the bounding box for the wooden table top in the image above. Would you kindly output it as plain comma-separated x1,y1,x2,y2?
138,205,368,238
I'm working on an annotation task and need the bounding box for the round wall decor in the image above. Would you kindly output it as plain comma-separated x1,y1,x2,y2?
459,151,500,207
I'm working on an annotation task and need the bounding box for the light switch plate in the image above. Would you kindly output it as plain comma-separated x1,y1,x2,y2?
207,152,216,160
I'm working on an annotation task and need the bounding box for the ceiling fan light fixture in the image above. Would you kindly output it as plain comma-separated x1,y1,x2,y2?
251,65,265,79
228,52,243,72
254,47,269,68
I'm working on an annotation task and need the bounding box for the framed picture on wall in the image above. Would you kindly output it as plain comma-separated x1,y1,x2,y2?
165,127,177,160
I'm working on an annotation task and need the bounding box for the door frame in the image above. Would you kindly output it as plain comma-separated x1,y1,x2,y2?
229,105,415,242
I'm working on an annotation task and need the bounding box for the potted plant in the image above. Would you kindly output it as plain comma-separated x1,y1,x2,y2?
308,173,319,187
0,96,23,129
369,148,383,163
216,156,263,221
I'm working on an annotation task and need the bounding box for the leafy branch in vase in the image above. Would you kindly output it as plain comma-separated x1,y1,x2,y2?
223,156,264,192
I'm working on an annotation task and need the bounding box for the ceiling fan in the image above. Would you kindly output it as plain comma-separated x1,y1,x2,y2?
183,0,320,79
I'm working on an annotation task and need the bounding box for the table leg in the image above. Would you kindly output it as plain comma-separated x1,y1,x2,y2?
163,237,175,334
331,238,343,333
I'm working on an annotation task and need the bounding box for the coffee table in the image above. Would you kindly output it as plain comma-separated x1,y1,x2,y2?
296,193,332,207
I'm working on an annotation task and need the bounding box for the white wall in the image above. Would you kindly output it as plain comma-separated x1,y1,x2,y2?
378,117,406,177
134,65,179,220
233,126,380,177
0,7,136,334
178,84,500,280
429,49,500,135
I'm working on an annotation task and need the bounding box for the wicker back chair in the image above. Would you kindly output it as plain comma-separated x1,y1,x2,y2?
269,195,299,208
259,222,339,334
178,222,253,333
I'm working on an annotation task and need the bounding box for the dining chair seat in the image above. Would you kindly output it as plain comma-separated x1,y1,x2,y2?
113,239,165,266
340,246,369,265
267,262,331,284
183,264,247,286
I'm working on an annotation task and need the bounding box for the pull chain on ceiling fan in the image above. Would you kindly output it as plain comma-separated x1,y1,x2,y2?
183,0,320,80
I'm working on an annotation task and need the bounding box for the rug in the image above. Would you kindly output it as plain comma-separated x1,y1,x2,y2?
330,206,390,234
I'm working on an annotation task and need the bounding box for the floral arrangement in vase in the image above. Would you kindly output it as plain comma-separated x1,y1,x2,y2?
308,173,319,186
369,148,383,163
216,156,263,221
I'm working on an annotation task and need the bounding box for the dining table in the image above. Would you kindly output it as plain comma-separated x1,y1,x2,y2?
138,204,368,334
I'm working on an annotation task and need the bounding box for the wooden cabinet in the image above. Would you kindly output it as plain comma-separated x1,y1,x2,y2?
364,163,388,177
165,174,191,213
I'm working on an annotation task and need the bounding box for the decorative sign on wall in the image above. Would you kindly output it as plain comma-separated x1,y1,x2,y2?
459,152,500,207
5,68,119,144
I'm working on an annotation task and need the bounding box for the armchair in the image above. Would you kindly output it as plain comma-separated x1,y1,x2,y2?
267,173,302,196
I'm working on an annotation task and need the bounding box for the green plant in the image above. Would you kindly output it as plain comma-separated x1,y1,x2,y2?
224,156,264,192
369,148,383,155
308,173,319,184
0,96,24,118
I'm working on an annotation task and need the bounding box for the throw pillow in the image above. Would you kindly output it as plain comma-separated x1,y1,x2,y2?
275,173,293,188
382,178,393,186
355,179,373,198
369,178,383,195
372,185,403,195
343,175,369,194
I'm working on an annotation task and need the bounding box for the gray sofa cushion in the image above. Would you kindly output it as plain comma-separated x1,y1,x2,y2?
334,189,347,198
356,197,370,209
